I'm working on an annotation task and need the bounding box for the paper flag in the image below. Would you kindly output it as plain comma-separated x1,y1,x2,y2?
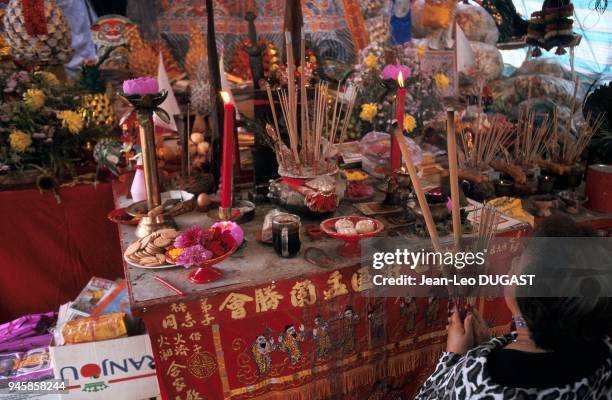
456,23,474,73
155,52,180,131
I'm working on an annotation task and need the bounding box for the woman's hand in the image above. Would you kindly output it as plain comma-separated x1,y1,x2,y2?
471,308,491,345
446,309,474,355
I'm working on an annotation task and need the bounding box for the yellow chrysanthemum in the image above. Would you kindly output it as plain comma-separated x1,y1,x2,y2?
364,54,378,69
403,114,417,133
359,103,378,123
433,73,450,91
34,71,60,87
23,89,45,109
9,130,32,153
58,110,84,135
416,45,426,59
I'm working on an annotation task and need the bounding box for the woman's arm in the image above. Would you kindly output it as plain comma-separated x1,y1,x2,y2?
415,310,476,399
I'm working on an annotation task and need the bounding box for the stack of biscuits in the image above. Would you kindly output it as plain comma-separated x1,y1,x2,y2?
124,229,179,267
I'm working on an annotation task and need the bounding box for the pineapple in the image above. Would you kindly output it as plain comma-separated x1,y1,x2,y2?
3,0,73,65
79,93,115,128
185,24,207,79
127,27,157,76
127,27,184,80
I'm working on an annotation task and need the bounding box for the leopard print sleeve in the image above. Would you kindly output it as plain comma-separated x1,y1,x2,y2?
414,351,464,400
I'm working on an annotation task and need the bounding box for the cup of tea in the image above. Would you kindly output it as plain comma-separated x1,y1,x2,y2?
272,214,301,258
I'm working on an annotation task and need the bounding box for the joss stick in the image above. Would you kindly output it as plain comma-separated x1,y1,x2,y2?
338,86,358,145
285,31,299,164
300,31,307,163
446,108,461,250
394,130,441,252
265,84,281,145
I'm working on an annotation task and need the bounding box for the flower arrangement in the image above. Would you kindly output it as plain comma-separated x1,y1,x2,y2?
0,68,117,180
170,225,237,268
348,43,449,137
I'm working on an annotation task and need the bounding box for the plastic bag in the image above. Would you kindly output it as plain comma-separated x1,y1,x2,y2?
360,131,423,178
512,58,572,80
513,75,582,107
61,312,127,344
471,41,504,81
455,2,499,45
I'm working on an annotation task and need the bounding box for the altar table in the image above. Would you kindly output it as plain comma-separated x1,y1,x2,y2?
116,182,531,400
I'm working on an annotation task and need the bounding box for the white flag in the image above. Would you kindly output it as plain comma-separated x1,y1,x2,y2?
155,52,180,131
456,23,474,73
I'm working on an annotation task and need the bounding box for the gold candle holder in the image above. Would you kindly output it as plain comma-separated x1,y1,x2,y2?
121,88,176,237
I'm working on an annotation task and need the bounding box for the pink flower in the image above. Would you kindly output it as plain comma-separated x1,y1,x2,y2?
176,245,213,267
382,65,411,81
122,77,159,95
175,226,206,248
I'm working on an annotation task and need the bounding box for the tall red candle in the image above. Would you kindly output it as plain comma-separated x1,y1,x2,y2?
392,71,405,176
220,91,234,220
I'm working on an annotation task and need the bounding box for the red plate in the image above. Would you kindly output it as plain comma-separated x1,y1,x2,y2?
166,239,239,284
320,216,384,257
107,208,140,225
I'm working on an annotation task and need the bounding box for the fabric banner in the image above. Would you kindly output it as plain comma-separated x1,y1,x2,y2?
141,228,527,399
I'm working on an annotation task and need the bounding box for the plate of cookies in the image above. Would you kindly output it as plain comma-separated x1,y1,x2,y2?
123,229,181,269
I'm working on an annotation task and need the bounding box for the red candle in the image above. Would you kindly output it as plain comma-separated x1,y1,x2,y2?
392,71,406,176
220,91,234,219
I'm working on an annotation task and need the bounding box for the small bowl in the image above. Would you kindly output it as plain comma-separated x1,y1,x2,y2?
320,216,384,257
107,208,140,225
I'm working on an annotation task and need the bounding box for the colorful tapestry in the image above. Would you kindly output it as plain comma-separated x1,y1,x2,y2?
140,227,528,400
156,0,367,66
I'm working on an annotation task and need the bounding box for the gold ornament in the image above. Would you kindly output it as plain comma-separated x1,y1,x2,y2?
185,25,207,79
3,0,73,65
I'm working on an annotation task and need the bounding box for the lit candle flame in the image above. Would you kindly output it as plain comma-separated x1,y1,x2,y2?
397,71,404,88
220,91,231,104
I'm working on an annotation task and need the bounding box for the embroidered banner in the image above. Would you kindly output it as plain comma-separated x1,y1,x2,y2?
141,227,528,399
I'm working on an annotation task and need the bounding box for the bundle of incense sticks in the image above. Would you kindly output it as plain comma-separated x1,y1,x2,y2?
459,115,514,170
515,108,551,165
473,204,500,255
558,112,604,165
265,31,358,174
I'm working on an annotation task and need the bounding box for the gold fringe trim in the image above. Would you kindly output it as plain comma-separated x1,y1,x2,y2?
249,345,446,400
388,343,446,377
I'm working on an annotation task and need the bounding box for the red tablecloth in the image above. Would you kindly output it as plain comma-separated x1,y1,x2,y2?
0,183,124,323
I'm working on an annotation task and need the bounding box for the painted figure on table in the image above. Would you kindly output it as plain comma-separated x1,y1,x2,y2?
251,333,275,375
278,324,305,365
341,306,359,353
389,0,412,45
313,315,332,359
367,301,386,347
400,296,418,333
425,296,440,326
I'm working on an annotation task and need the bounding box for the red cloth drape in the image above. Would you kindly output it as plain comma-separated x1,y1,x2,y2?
0,183,123,323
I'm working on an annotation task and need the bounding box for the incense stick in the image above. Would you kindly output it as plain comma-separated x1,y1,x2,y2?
446,108,461,250
394,130,441,252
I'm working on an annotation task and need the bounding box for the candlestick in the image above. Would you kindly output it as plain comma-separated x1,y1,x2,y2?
392,71,405,176
394,130,441,252
446,108,461,250
220,91,234,220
